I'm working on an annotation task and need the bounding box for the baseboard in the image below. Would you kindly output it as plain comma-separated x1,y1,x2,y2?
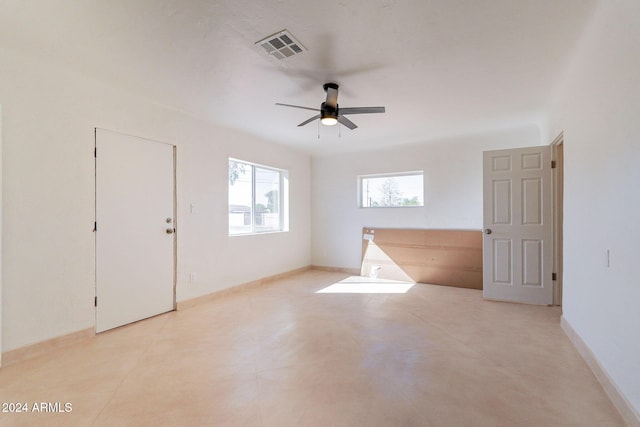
2,328,94,368
177,265,312,310
310,265,361,275
561,316,640,427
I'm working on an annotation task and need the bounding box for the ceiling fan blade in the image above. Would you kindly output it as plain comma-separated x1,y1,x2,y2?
337,115,358,130
276,103,320,112
298,114,321,127
338,106,385,115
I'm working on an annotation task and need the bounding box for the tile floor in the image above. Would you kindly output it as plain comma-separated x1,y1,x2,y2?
0,270,625,426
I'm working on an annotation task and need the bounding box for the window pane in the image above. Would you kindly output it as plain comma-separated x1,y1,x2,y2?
229,160,253,234
255,167,280,232
361,173,423,207
228,158,288,235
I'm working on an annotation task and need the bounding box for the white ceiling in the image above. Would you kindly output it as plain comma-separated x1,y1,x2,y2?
0,0,596,155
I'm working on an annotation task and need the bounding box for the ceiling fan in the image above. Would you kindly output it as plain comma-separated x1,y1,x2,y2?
275,83,385,130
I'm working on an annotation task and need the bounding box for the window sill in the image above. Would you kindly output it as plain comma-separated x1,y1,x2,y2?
229,230,289,237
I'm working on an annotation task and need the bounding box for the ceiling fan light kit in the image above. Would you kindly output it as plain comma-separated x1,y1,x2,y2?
321,116,338,126
276,83,385,130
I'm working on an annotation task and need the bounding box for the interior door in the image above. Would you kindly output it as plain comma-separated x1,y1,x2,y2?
482,146,553,305
95,129,175,332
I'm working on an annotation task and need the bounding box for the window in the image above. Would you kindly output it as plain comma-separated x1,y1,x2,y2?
228,158,288,235
359,171,424,208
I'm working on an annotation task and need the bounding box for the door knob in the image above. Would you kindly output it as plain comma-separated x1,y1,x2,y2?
166,228,175,234
484,228,492,235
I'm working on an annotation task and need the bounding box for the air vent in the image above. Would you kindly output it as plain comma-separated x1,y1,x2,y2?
255,30,306,61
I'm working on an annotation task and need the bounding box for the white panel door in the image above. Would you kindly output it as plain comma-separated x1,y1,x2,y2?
482,146,553,305
96,129,175,332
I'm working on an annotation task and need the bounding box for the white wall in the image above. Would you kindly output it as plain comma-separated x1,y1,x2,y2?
311,125,541,269
547,0,640,417
0,47,311,353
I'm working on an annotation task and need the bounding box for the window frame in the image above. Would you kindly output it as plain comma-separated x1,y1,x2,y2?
357,170,424,208
228,158,289,236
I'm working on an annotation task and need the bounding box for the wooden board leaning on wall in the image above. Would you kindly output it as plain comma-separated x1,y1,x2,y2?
361,228,483,289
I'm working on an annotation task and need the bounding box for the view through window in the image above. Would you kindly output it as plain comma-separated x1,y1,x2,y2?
359,171,424,208
229,159,288,235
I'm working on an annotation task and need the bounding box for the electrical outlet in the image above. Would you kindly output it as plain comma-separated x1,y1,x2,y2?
190,272,197,283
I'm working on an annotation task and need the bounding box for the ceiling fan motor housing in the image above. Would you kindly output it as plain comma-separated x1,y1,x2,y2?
321,101,338,117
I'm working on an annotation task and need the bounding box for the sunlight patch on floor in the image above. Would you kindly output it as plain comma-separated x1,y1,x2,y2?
316,276,415,294
360,240,415,283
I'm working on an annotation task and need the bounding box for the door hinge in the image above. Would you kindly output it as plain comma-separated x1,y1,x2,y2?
551,160,556,169
93,221,97,232
94,147,97,157
94,296,97,307
552,272,557,281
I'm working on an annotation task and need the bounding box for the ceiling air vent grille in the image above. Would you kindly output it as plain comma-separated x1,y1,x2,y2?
256,30,306,61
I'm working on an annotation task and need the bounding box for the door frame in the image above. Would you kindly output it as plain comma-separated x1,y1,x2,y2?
551,133,564,306
0,105,3,364
93,128,178,332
